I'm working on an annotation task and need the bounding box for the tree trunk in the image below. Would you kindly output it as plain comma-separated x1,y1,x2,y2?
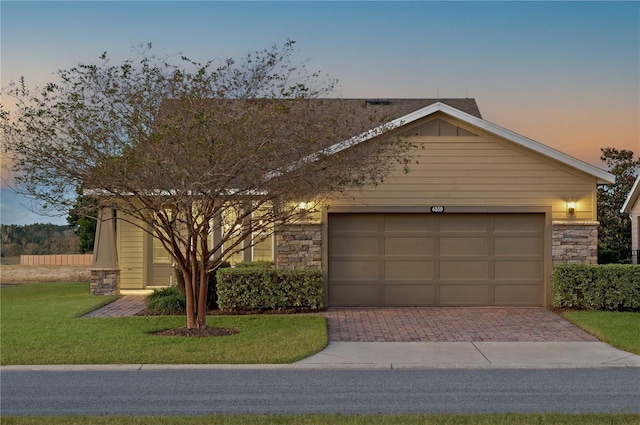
183,268,197,329
196,262,208,329
185,251,200,329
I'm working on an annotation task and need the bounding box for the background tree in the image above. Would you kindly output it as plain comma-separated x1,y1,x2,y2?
67,189,98,254
0,224,79,257
597,147,640,263
1,41,410,329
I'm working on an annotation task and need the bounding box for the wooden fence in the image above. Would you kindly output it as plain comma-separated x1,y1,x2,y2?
20,254,93,266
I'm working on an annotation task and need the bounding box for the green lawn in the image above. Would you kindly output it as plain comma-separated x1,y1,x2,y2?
0,282,327,365
2,414,640,425
561,310,640,355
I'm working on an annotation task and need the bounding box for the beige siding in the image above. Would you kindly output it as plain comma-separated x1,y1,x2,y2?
330,116,598,221
117,215,145,289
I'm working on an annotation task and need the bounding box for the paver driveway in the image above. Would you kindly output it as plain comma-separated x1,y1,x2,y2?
324,307,599,342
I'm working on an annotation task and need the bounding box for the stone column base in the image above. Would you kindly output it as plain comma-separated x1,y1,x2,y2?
90,268,121,295
552,221,598,265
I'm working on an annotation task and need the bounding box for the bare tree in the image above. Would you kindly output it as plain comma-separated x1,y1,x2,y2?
1,41,410,329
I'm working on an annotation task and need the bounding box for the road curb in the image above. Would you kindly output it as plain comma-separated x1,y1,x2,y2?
2,362,639,371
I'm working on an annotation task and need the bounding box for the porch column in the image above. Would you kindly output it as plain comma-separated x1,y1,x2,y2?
90,206,120,295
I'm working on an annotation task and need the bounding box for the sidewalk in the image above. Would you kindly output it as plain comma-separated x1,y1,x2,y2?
294,341,640,369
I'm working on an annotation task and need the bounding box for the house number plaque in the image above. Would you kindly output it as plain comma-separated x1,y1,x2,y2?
430,206,445,213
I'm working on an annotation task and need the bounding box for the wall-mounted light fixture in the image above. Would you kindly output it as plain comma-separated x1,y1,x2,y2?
567,201,577,216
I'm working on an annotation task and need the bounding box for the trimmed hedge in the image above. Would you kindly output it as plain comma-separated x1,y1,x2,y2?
552,264,640,311
216,267,324,312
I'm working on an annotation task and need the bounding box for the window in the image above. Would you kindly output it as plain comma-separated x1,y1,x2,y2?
220,202,274,264
222,206,244,265
152,237,171,264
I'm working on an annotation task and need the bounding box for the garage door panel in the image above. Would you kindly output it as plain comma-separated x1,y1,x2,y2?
440,261,489,280
495,237,543,256
439,215,489,232
385,261,434,280
385,284,437,305
495,260,543,280
330,213,378,232
440,284,491,305
330,261,379,280
385,237,434,255
330,237,378,257
384,214,433,232
329,284,379,306
494,284,543,305
440,237,488,256
494,214,543,232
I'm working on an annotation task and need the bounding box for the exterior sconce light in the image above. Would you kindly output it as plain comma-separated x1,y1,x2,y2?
298,202,308,211
567,201,576,216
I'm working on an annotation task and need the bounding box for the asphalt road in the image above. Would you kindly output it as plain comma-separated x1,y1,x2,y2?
2,368,639,416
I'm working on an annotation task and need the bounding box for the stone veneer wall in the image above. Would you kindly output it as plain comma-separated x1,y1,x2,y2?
275,223,322,269
90,268,120,295
552,221,598,265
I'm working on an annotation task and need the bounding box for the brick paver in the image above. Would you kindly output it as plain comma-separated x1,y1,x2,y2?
83,296,146,317
323,307,599,342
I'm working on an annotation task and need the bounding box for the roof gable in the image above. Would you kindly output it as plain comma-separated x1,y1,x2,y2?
621,175,640,213
320,101,614,184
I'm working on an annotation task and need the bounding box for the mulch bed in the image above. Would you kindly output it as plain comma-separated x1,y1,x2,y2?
151,326,239,337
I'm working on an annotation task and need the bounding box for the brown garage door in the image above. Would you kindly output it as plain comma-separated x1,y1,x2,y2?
328,213,544,306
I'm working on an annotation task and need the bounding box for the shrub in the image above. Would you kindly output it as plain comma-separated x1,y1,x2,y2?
552,264,640,311
146,286,186,315
216,267,324,312
174,261,231,310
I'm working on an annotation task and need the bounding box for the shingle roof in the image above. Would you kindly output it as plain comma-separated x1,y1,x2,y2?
159,98,482,130
367,98,482,118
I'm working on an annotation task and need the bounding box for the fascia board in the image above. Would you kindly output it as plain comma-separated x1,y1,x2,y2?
621,175,640,214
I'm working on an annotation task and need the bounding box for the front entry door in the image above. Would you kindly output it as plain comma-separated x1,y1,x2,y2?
147,234,174,287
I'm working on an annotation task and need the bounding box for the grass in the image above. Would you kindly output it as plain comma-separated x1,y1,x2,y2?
0,282,327,365
560,310,640,355
2,414,640,424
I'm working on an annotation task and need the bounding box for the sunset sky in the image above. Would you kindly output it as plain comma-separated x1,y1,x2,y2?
1,1,639,225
